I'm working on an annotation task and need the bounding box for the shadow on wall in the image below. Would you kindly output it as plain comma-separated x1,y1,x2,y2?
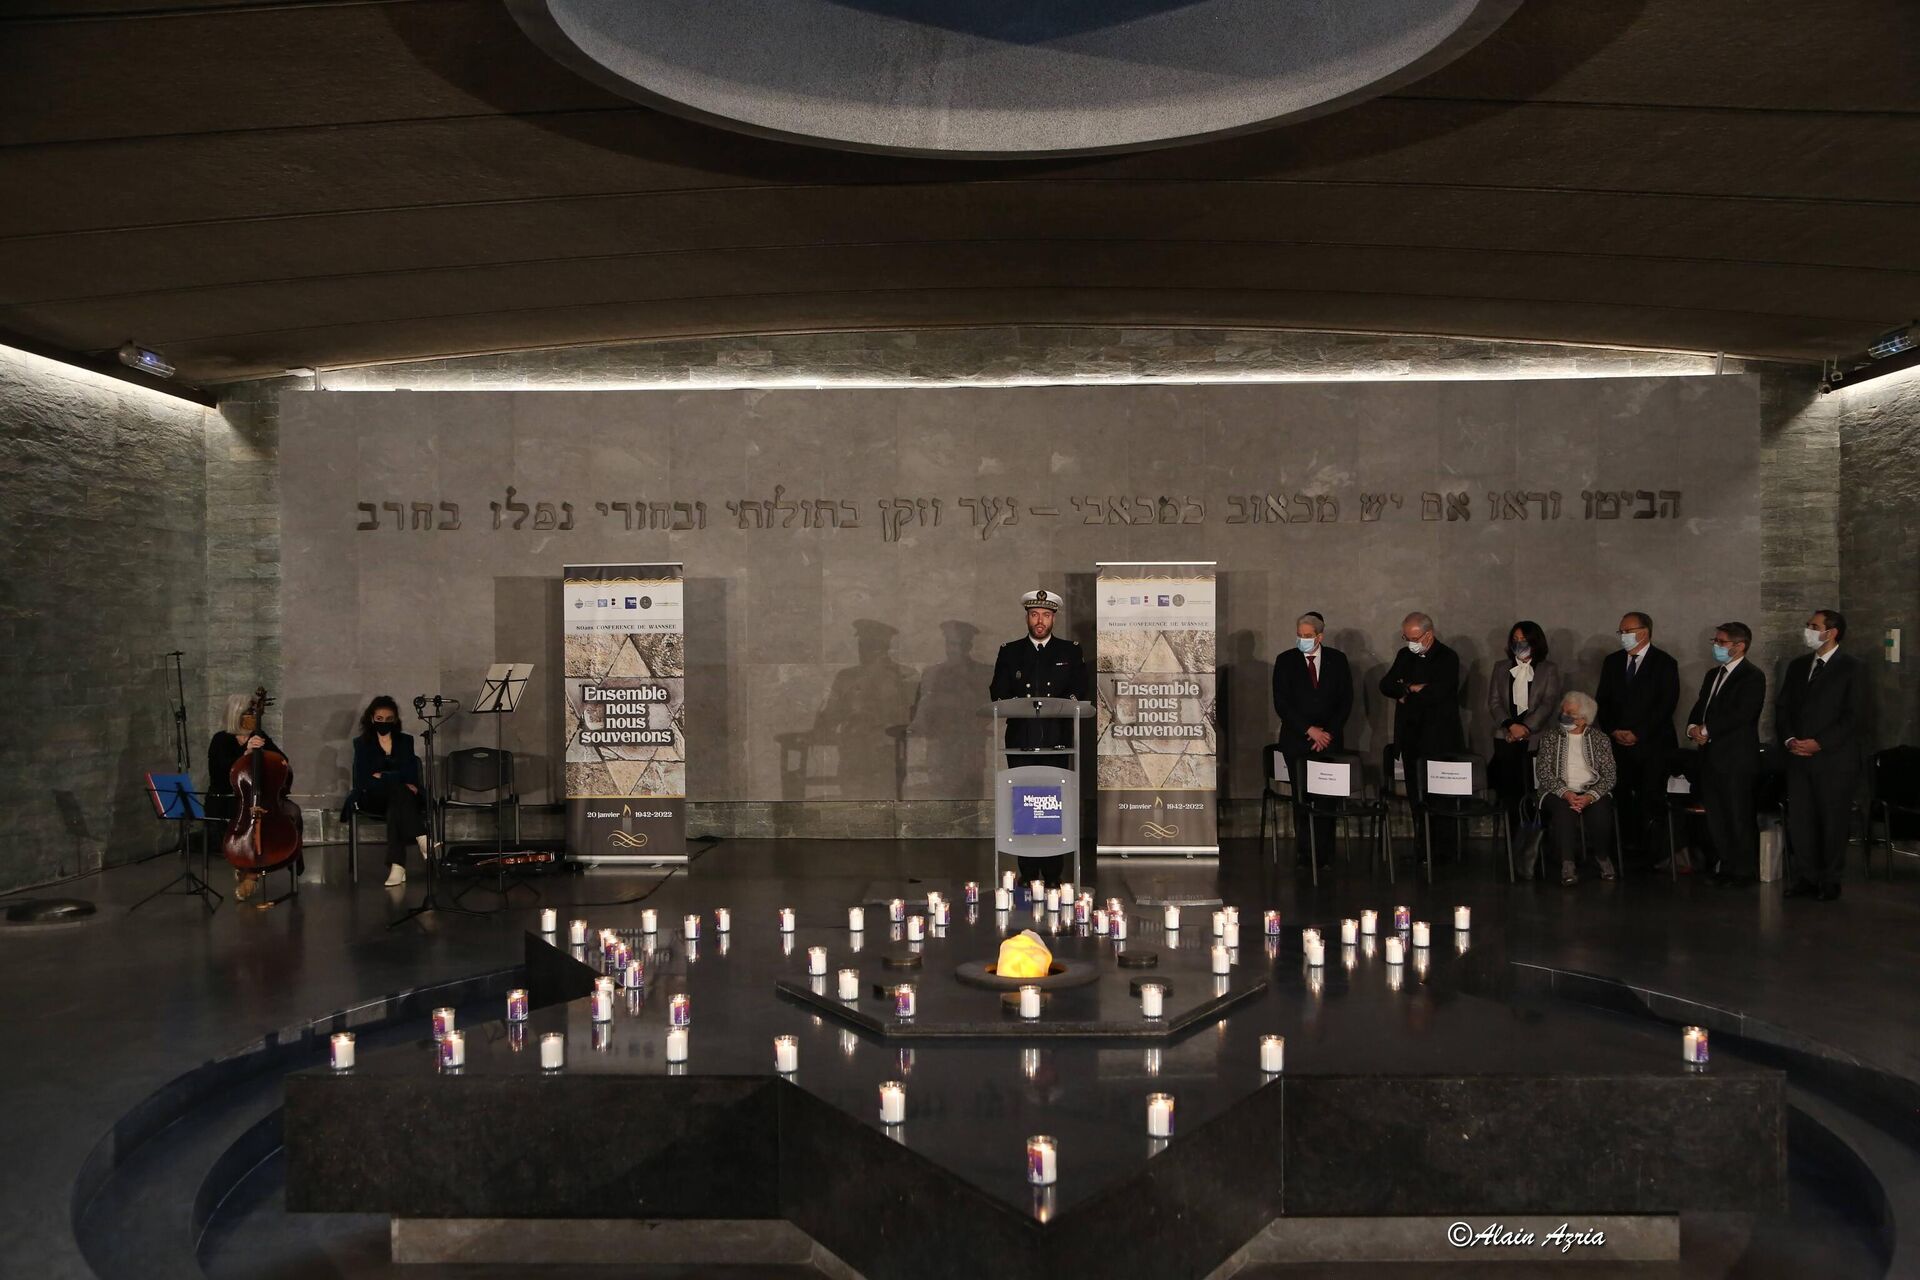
906,620,993,800
782,619,917,801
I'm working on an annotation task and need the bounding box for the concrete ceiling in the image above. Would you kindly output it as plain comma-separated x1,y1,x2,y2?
0,0,1914,384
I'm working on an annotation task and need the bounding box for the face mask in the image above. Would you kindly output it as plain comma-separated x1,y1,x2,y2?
1558,715,1577,731
372,720,397,732
1296,636,1317,654
1803,628,1825,650
1711,643,1731,665
1619,632,1639,651
1512,644,1532,661
1406,639,1425,656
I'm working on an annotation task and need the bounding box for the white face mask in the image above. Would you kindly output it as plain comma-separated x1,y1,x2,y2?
1405,638,1426,656
1296,636,1317,654
1803,627,1826,650
1619,631,1639,651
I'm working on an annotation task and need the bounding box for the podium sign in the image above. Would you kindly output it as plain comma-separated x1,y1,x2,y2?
562,563,687,863
1094,562,1219,855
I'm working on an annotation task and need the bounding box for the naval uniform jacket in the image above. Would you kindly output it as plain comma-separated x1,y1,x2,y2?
989,636,1089,754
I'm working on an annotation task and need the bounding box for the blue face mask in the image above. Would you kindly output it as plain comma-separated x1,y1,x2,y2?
1558,715,1576,731
1711,643,1731,665
1296,636,1317,654
1512,644,1532,661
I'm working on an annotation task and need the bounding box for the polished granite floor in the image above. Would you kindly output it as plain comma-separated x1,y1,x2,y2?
6,835,1918,1279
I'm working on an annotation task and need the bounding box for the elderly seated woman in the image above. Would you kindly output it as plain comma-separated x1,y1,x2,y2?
1535,690,1619,886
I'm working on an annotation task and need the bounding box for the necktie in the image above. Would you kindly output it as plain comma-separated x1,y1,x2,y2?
1308,654,1318,688
1707,667,1727,709
1808,657,1821,684
1628,654,1640,681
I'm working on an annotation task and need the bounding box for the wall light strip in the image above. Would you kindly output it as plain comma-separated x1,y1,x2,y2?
0,337,215,410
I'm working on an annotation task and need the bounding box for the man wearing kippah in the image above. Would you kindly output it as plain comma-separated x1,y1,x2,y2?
989,589,1089,881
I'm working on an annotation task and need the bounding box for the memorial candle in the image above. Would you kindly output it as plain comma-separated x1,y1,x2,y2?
438,1030,465,1069
1139,982,1166,1018
1454,905,1472,930
1044,887,1060,913
569,918,588,945
1360,909,1378,935
1002,870,1017,891
837,968,859,1000
683,913,701,939
965,881,980,903
1224,919,1240,948
1211,944,1230,975
1305,935,1326,966
1411,920,1431,947
329,1032,355,1070
1260,1034,1285,1073
994,886,1013,910
1112,912,1129,940
1384,935,1405,964
1092,909,1109,935
907,915,924,942
889,898,906,923
808,946,828,976
507,988,529,1022
848,905,865,931
1019,985,1041,1019
1026,1136,1058,1186
539,907,557,934
540,1031,565,1070
590,983,613,1023
641,909,658,933
778,906,795,932
1683,1026,1710,1065
1264,909,1282,936
1393,904,1410,932
666,1027,688,1062
774,1034,798,1073
432,1007,456,1042
1057,881,1073,903
1340,918,1358,945
1146,1093,1175,1138
879,1080,906,1124
1163,905,1181,932
1211,910,1226,937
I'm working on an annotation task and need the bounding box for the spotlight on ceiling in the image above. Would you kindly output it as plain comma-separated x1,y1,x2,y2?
116,341,175,380
1867,324,1915,361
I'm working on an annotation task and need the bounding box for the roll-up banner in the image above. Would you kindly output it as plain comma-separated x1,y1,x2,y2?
1094,562,1219,855
563,564,687,864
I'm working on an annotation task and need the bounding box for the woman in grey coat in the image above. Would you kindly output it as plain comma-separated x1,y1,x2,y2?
1537,690,1619,885
1487,620,1564,844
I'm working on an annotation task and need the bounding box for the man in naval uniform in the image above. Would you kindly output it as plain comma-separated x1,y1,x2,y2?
988,589,1089,882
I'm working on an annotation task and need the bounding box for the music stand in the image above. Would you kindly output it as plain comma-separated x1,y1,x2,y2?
131,771,222,914
458,663,539,903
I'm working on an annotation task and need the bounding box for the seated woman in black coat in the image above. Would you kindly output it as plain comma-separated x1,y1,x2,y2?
342,696,429,886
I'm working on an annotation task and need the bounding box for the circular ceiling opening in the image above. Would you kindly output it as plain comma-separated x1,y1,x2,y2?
507,0,1523,158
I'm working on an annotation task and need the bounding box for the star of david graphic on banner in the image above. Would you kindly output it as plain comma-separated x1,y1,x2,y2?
1094,562,1219,855
562,563,687,863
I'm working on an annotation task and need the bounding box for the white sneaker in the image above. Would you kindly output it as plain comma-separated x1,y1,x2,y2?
384,864,406,887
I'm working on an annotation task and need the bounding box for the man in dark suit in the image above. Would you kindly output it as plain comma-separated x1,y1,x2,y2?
1685,621,1766,886
989,588,1089,881
1595,610,1681,867
1272,611,1353,866
1379,612,1464,851
1777,609,1866,901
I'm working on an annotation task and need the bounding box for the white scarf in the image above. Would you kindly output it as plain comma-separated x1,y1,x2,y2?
1511,660,1534,714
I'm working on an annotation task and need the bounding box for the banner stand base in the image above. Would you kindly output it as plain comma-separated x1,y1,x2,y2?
1101,847,1220,858
570,855,689,869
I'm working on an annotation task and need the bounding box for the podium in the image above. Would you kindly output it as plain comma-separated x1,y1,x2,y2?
989,697,1094,888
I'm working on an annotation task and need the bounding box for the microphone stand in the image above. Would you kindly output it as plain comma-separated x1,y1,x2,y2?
388,696,491,930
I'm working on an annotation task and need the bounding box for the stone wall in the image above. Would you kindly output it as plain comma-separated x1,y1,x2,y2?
1838,368,1920,752
0,348,215,891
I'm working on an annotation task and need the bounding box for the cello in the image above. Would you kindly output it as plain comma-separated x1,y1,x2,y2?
222,685,304,877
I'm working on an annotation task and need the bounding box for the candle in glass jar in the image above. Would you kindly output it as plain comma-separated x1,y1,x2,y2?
837,968,859,1000
808,946,828,975
1163,905,1181,932
1026,1135,1057,1185
889,898,906,923
1211,944,1230,974
1411,920,1431,947
847,905,865,931
965,881,980,904
1384,935,1405,964
774,1034,798,1073
1044,887,1061,913
1393,905,1410,932
1002,869,1017,890
666,1027,688,1062
712,907,729,933
1211,910,1226,937
894,984,917,1019
1224,919,1240,949
1305,936,1326,966
669,993,691,1026
438,1030,465,1069
569,918,588,945
625,959,644,988
329,1031,355,1070
1340,918,1358,945
1264,909,1282,936
934,900,951,927
1360,909,1378,935
1454,905,1472,930
1683,1026,1710,1064
540,1031,565,1070
1260,1034,1285,1072
907,915,924,942
1140,982,1166,1018
590,984,613,1023
1146,1093,1175,1138
995,886,1013,910
641,909,658,933
539,907,558,933
507,988,529,1022
1092,908,1109,935
1019,985,1041,1019
1057,881,1074,903
1111,912,1128,940
777,906,795,932
879,1080,906,1124
683,913,701,939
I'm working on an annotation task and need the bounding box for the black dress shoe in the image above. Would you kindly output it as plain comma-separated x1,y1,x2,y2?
1783,880,1819,899
1817,884,1842,902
